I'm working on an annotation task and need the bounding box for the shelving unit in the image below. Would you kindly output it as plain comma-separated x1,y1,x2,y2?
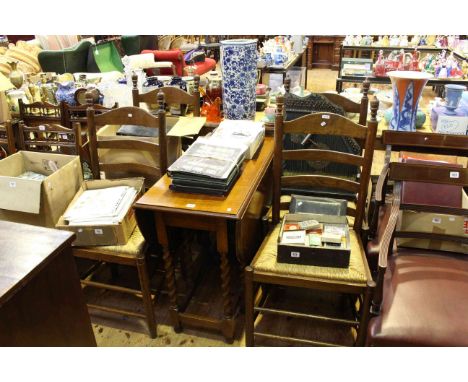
336,45,468,94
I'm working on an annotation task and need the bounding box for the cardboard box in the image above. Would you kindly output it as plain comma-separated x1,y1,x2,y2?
398,188,468,254
277,213,351,268
0,151,83,227
56,178,144,247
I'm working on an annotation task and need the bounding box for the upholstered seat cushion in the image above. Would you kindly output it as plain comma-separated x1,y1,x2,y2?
74,226,146,259
368,250,468,346
252,222,368,285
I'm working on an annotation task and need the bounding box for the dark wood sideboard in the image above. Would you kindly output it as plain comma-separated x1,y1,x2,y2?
307,35,345,70
0,221,96,346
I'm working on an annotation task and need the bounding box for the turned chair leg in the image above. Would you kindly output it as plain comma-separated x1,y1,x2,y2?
355,280,375,346
136,256,157,339
244,266,255,347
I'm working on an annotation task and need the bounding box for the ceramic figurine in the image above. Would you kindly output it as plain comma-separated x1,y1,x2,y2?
397,49,412,71
55,81,76,105
419,35,427,46
343,35,354,46
390,35,400,46
375,36,383,47
399,35,409,47
169,76,187,92
354,35,362,46
382,35,390,47
427,35,436,46
374,50,386,77
409,49,421,71
410,35,420,47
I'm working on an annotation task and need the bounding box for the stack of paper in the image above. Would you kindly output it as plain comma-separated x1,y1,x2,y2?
168,136,247,196
211,120,265,159
63,186,137,226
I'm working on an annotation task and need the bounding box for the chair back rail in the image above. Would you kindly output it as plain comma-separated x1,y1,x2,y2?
0,120,16,155
284,77,370,124
132,74,201,116
272,93,379,234
87,96,167,183
18,121,82,155
19,99,65,126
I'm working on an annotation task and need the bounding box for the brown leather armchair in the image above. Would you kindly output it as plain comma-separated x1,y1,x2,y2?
366,131,468,346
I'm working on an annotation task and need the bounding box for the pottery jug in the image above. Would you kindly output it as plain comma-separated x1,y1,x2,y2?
8,61,24,89
55,81,76,105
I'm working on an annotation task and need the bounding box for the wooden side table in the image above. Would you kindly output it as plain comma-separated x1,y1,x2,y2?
0,221,96,346
135,137,274,342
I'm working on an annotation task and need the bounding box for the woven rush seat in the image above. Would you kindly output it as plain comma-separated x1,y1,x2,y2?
252,223,368,285
75,226,146,259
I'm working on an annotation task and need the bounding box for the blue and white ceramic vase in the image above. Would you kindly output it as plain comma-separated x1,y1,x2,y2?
444,84,466,114
220,39,258,120
387,71,432,131
55,81,76,105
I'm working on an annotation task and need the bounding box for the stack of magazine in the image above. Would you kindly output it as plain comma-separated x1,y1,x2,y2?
63,186,137,226
168,136,247,196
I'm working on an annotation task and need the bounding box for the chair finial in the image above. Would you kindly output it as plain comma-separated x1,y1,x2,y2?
276,95,284,115
157,91,165,111
131,73,138,90
362,77,370,96
284,77,291,93
370,97,379,122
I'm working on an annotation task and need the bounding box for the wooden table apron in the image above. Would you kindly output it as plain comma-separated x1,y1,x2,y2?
134,137,275,341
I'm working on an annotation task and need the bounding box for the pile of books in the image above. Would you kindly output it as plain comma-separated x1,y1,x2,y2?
168,136,247,196
63,185,138,226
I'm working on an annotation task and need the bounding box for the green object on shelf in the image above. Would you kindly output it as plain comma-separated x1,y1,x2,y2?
92,41,124,73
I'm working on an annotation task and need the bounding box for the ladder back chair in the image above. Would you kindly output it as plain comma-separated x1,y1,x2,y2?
367,134,468,346
244,96,379,347
72,96,169,338
0,120,16,156
87,94,168,187
132,74,201,117
18,121,82,156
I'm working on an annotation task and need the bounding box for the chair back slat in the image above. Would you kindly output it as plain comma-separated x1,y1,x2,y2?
97,138,160,152
282,149,365,167
281,175,361,193
99,163,160,179
282,112,368,139
388,162,468,186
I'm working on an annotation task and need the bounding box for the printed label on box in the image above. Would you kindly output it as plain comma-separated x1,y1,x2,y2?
290,251,301,258
450,171,460,179
432,217,442,224
94,228,104,235
464,219,468,235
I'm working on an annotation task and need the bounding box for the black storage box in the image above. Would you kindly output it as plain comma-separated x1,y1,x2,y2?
277,213,351,268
